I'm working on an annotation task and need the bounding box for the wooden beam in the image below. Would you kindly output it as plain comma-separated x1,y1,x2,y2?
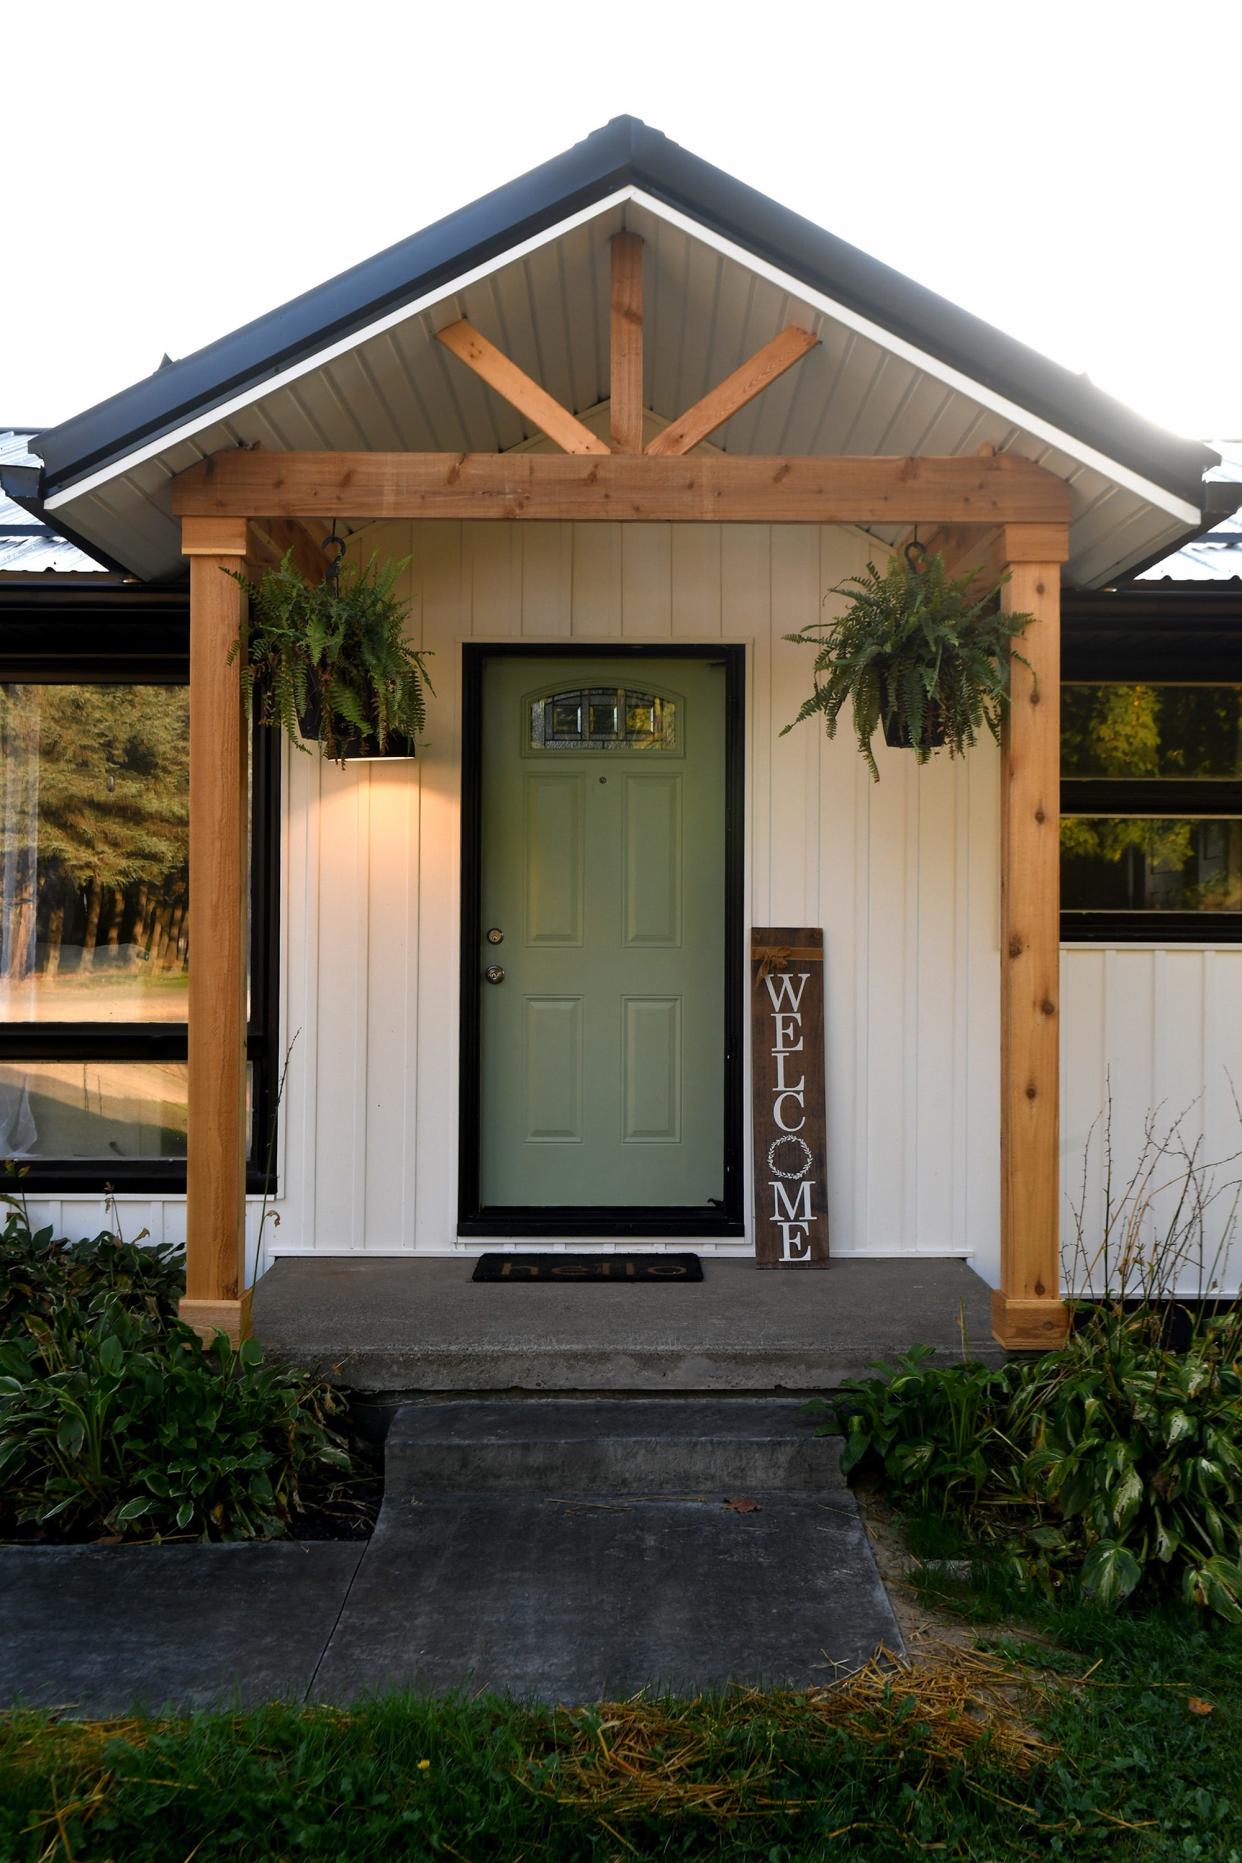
647,327,819,457
926,520,1071,590
246,515,331,589
610,232,644,454
172,450,1073,527
994,523,1070,1351
180,514,251,1348
436,320,609,456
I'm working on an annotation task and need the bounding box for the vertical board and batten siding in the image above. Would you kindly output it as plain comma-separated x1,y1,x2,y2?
23,519,1240,1289
259,515,1005,1272
1060,945,1242,1296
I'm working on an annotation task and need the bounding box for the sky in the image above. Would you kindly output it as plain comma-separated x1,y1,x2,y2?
5,0,1240,447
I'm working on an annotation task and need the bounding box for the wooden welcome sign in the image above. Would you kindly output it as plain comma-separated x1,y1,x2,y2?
751,927,829,1268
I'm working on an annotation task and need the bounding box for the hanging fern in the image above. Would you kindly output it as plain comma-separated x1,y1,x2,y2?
782,550,1034,780
226,550,434,764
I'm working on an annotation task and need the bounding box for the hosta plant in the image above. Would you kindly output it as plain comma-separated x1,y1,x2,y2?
820,1100,1242,1620
0,1295,354,1542
228,548,433,763
0,1182,361,1543
2,1182,183,1334
783,548,1033,779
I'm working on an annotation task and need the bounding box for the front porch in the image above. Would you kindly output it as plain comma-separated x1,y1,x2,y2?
252,1255,1002,1393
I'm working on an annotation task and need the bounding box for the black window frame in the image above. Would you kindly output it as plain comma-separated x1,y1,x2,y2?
0,594,281,1194
1060,589,1242,945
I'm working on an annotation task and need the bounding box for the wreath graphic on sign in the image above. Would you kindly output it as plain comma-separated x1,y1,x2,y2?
767,1135,813,1180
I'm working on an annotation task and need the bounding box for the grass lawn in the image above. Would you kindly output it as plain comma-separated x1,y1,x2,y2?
1,1598,1238,1861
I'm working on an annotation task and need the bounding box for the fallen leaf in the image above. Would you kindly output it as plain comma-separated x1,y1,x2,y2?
724,1496,761,1514
1188,1696,1215,1716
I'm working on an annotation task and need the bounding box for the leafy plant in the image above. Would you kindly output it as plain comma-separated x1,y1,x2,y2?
821,1101,1242,1620
0,1296,352,1541
228,548,433,763
1,1174,183,1333
782,548,1033,779
0,1180,360,1543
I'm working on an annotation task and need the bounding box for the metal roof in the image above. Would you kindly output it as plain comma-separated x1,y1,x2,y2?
0,432,109,574
4,118,1226,588
1140,443,1242,582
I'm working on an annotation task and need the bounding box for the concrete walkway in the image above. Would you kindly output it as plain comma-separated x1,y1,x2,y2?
0,1400,902,1716
254,1255,1000,1392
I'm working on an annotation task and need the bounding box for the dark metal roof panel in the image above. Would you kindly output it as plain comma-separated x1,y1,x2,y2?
30,117,1215,509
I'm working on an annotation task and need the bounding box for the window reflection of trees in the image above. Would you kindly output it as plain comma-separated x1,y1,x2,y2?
0,685,190,1009
1061,683,1242,913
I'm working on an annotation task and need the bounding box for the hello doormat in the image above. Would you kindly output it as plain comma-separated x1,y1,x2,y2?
472,1253,703,1283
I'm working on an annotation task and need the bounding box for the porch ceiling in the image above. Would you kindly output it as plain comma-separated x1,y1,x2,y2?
20,123,1216,588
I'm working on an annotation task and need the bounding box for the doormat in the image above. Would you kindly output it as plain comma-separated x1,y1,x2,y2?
472,1252,703,1284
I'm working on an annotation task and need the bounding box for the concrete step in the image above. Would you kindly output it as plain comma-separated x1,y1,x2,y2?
385,1397,845,1496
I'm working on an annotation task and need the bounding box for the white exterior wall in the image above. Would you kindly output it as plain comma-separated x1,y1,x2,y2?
265,515,1004,1272
1061,944,1242,1295
26,520,1241,1294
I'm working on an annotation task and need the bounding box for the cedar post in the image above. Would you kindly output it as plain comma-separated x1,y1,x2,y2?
180,516,252,1346
994,523,1071,1350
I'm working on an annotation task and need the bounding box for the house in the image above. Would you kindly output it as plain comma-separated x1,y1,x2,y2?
2,118,1238,1360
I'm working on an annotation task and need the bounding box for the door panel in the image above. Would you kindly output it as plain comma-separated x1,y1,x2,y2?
479,655,726,1210
622,996,682,1143
523,773,584,946
622,773,683,946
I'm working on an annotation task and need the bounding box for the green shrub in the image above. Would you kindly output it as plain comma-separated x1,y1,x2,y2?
0,1295,353,1541
0,1183,357,1543
827,1310,1242,1621
826,1097,1242,1620
1,1188,184,1333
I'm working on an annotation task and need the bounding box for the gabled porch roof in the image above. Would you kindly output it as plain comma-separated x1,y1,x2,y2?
7,117,1222,587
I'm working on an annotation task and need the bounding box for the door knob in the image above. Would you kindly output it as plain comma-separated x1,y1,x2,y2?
484,965,505,985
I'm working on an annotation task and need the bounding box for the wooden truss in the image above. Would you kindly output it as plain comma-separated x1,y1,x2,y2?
174,230,1070,1355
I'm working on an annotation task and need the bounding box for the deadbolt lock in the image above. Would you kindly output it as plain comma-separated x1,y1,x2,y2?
484,965,505,985
486,927,504,945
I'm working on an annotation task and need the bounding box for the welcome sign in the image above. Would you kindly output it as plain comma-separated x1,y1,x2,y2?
750,927,829,1268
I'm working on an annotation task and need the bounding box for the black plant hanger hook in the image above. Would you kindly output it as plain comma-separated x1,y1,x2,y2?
904,527,928,574
322,519,347,589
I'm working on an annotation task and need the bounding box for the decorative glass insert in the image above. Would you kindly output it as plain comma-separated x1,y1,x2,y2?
529,687,679,753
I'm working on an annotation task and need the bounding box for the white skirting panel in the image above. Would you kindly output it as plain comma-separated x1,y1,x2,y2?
1060,945,1242,1298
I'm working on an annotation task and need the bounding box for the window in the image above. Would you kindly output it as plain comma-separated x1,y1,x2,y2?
1060,680,1242,942
0,612,279,1191
528,686,680,753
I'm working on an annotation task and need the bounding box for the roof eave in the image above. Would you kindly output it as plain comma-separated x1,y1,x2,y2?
26,114,1216,529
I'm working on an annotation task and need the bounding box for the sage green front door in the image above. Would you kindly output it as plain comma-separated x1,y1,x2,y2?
478,654,726,1209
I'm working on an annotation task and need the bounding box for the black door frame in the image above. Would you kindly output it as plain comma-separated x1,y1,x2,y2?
458,641,746,1238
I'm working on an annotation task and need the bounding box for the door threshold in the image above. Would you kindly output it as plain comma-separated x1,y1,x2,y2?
458,1211,746,1241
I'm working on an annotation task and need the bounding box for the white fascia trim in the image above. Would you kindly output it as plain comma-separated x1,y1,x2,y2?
48,184,1200,532
630,190,1202,530
45,189,635,510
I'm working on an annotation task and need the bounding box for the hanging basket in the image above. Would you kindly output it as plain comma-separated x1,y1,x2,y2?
881,703,946,751
296,694,417,762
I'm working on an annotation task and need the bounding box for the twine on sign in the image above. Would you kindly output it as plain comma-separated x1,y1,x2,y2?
754,944,822,980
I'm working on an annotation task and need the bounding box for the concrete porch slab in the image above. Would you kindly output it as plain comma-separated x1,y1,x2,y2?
253,1256,1001,1392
